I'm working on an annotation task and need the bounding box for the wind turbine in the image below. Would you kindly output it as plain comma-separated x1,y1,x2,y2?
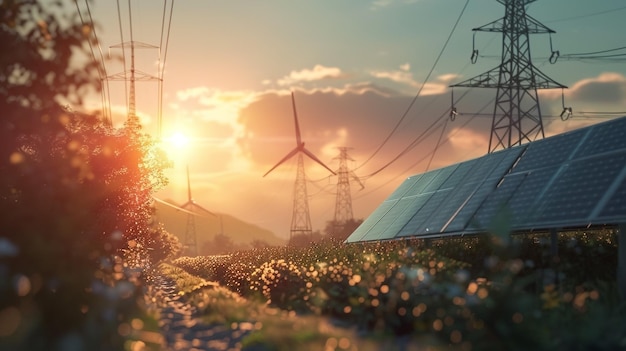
179,165,215,256
264,92,336,240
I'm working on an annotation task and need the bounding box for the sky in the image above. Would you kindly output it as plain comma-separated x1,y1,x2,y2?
76,0,626,239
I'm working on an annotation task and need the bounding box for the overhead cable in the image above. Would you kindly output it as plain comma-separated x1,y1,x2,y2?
354,98,488,201
115,0,129,114
545,5,626,24
84,0,113,125
157,0,175,139
357,0,471,170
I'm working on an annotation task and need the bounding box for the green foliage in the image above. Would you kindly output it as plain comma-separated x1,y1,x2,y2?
0,1,175,349
174,233,626,350
324,218,363,242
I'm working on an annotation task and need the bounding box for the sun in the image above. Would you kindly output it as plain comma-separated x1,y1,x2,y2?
163,132,191,161
168,132,190,148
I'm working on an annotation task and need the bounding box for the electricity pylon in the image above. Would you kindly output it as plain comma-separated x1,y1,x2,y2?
450,0,567,153
264,92,336,240
333,147,364,234
108,40,161,129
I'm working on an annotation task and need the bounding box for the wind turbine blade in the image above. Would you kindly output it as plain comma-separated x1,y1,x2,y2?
186,165,192,201
302,147,336,175
152,196,212,218
190,202,216,217
291,91,302,145
263,147,300,177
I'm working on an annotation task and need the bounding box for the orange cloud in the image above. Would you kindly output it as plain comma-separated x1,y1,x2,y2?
277,65,347,86
369,65,451,95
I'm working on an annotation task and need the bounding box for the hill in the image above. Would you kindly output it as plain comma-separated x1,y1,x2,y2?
154,199,286,253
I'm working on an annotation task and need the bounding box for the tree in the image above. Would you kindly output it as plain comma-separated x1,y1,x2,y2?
324,218,363,242
0,1,173,349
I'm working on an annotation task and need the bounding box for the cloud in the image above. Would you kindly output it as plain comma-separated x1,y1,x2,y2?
176,86,210,101
370,69,417,87
369,65,453,95
568,72,626,104
277,65,347,86
539,72,626,121
446,126,489,160
541,72,626,103
437,73,461,84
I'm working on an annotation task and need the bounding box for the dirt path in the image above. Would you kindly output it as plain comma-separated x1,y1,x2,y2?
147,276,258,351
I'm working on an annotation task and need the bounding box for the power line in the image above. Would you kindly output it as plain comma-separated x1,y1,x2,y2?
157,0,175,140
545,4,626,24
115,0,129,115
354,99,488,201
84,0,113,125
74,0,113,126
425,117,449,172
356,0,471,171
363,89,472,179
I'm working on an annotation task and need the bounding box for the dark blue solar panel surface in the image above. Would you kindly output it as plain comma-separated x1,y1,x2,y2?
398,189,453,236
444,146,525,232
346,116,626,243
534,153,626,225
599,169,626,220
349,201,395,242
420,161,479,232
574,117,626,158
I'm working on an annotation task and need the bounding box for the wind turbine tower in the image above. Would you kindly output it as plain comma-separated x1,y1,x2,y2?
333,147,364,233
180,165,215,256
450,0,567,153
264,92,336,240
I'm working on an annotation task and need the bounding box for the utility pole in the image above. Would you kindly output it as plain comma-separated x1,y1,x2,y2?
450,0,567,153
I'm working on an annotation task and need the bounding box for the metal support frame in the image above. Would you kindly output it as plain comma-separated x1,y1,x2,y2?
617,223,626,300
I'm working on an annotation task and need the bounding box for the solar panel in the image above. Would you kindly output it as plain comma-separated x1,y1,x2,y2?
387,174,423,201
444,146,525,233
512,127,586,173
398,189,453,237
506,166,559,228
346,115,626,243
424,159,493,232
471,172,529,230
533,153,626,226
597,166,626,221
346,201,395,242
574,117,626,158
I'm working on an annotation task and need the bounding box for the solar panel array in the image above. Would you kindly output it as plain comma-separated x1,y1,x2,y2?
346,116,626,243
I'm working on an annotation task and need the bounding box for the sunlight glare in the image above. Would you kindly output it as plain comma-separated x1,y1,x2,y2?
169,132,190,148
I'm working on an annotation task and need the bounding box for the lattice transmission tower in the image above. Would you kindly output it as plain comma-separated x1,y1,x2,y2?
333,147,364,234
450,0,567,153
108,41,160,128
